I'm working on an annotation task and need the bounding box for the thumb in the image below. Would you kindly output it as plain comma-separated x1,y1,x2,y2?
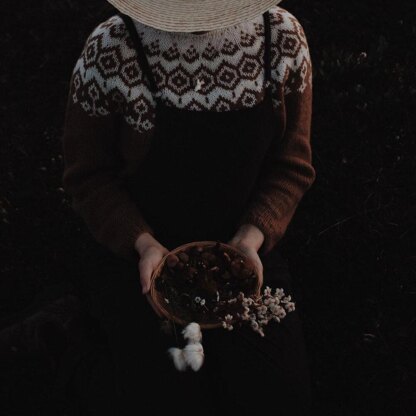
138,259,153,294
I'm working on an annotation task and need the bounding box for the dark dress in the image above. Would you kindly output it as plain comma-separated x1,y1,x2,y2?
62,10,312,416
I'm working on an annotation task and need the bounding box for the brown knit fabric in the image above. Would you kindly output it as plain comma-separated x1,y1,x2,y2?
61,6,315,261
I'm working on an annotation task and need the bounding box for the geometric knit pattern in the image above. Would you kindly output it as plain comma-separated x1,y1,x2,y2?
70,6,312,133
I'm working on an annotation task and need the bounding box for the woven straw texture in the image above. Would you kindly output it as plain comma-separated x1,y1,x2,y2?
107,0,283,32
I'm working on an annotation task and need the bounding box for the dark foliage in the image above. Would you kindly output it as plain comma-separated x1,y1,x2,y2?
0,0,415,415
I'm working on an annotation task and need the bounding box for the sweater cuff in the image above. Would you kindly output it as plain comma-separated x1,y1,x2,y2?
236,209,284,257
95,203,155,264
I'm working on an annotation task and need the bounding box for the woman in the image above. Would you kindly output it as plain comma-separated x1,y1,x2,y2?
61,0,316,414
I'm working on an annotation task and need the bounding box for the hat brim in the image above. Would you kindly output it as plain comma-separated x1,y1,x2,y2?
107,0,284,32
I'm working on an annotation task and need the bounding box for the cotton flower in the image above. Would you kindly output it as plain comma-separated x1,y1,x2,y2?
182,322,202,343
241,311,250,321
272,297,280,305
274,288,285,298
167,348,187,371
237,292,245,301
285,302,296,312
269,304,280,315
242,297,254,307
222,315,234,331
183,342,204,371
256,305,268,315
276,308,286,319
250,320,259,330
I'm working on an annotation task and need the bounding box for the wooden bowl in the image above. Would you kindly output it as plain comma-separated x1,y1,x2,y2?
146,241,261,329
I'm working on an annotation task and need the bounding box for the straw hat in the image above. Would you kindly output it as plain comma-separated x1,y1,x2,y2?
106,0,284,33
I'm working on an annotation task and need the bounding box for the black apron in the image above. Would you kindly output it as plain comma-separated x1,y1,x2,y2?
120,10,280,251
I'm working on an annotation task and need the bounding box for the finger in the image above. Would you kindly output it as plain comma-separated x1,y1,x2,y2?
138,259,153,294
254,257,264,288
258,267,264,288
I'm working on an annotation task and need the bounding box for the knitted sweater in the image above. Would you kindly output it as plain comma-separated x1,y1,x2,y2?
61,5,316,262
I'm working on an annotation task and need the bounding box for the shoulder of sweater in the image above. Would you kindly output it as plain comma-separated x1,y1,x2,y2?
270,6,312,93
269,6,309,51
71,14,141,94
69,15,131,116
85,14,128,48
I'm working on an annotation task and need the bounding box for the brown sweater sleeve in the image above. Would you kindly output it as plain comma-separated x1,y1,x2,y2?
237,22,316,256
61,72,155,263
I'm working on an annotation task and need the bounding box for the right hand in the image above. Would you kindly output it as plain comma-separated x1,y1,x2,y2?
134,233,170,294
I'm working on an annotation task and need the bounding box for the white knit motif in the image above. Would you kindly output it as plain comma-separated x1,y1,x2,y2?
71,6,312,133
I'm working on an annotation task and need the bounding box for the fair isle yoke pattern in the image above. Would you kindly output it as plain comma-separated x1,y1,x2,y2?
70,5,312,133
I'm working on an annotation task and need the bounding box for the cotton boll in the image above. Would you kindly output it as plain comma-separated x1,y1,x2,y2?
183,342,204,371
182,322,202,343
167,347,187,371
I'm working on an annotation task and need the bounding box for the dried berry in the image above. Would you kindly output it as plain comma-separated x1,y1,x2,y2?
221,271,231,280
214,241,221,252
190,246,202,257
222,251,231,263
166,254,179,268
241,267,253,279
188,267,198,277
231,259,241,270
178,252,189,263
190,245,204,254
201,252,212,261
231,260,242,277
200,277,218,296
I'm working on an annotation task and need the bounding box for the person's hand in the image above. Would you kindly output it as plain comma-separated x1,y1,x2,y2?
134,232,170,294
227,224,265,288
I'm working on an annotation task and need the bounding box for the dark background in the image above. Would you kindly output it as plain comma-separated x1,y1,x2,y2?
1,0,415,415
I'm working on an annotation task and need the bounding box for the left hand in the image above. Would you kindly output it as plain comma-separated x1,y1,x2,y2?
227,224,265,289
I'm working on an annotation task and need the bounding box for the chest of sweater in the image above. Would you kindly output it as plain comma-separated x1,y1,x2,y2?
72,9,308,125
70,6,309,178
